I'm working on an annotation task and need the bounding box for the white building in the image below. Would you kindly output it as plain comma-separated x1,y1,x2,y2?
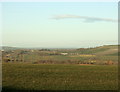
61,53,68,55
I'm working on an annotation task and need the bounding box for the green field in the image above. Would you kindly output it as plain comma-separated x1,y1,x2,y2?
2,63,118,91
1,45,119,65
1,45,119,91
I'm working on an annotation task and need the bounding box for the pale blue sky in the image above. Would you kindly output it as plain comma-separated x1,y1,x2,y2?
1,2,118,48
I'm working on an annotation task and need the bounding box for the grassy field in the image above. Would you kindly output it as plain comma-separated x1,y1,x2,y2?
2,45,118,65
2,63,118,91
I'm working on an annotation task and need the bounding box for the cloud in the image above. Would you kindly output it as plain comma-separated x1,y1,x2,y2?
51,14,118,23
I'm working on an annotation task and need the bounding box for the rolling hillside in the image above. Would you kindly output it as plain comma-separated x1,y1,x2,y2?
77,45,118,56
2,45,119,64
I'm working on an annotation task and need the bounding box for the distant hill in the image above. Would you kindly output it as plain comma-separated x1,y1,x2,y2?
1,45,119,56
94,45,118,55
1,45,119,64
77,45,118,56
0,46,20,51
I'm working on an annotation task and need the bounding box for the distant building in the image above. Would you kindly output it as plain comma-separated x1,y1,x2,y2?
70,53,79,55
1,50,4,52
61,53,68,55
31,50,34,52
6,54,11,57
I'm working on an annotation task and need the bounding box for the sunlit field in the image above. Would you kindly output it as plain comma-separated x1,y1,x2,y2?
2,63,118,91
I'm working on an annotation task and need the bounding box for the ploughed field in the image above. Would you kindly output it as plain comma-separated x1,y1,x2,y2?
2,63,118,91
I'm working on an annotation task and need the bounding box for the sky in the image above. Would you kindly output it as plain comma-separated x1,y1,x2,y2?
0,0,119,2
1,2,118,48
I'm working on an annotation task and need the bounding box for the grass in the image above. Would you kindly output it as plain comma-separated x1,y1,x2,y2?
2,63,118,91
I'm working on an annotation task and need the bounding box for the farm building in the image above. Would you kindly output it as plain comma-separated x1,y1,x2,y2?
70,53,79,55
61,53,68,55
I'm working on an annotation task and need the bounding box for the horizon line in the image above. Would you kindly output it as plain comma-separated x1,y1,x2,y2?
0,44,118,49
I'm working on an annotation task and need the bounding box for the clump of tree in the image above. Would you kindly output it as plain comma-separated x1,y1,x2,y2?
39,49,51,51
